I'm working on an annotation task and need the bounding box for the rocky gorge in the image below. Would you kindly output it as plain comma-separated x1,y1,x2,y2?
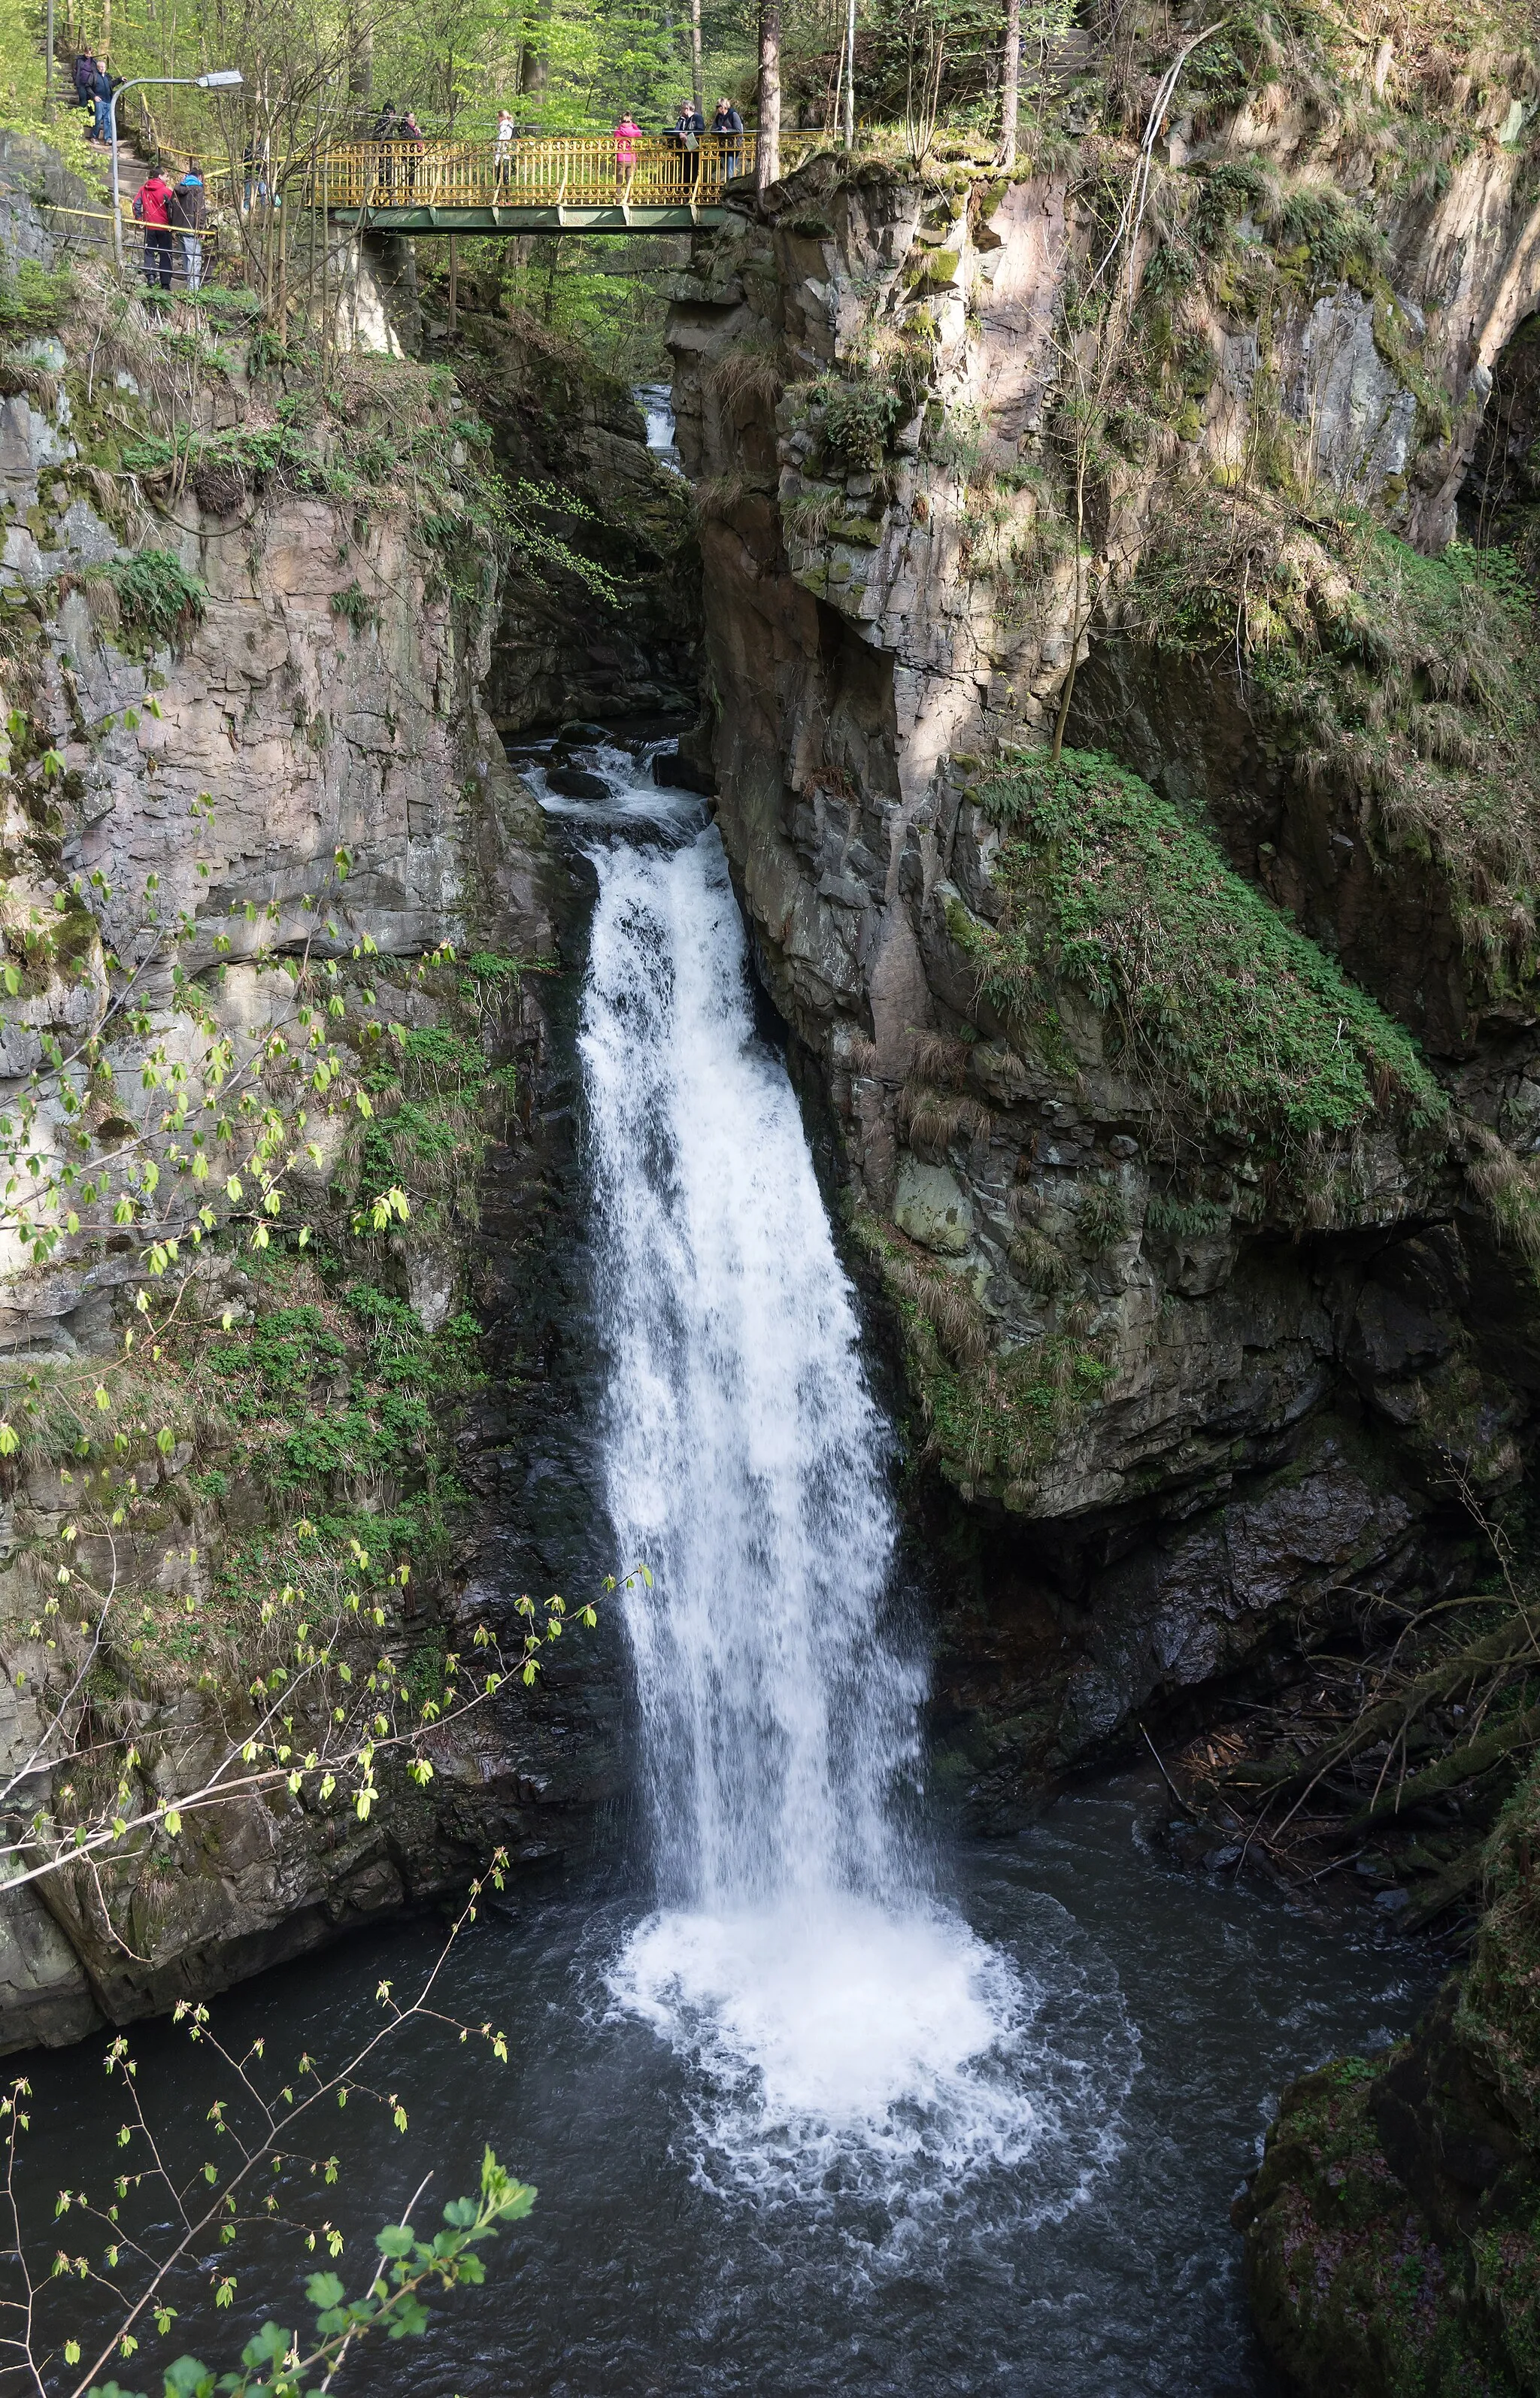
662,24,1540,2390
0,8,1538,2386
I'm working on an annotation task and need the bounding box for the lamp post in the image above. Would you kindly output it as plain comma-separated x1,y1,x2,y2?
111,68,243,268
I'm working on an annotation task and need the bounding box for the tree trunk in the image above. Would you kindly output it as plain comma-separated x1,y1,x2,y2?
519,0,550,100
690,0,702,115
348,25,372,123
844,0,856,146
999,0,1020,168
756,0,781,195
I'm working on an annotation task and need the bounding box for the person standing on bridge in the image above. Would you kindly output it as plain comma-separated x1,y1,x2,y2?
371,100,399,200
614,111,642,188
494,108,517,191
671,98,705,188
399,108,425,199
711,96,743,180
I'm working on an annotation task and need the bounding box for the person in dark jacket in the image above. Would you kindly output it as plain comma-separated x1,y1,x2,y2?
168,168,206,292
399,108,424,199
90,61,117,145
74,50,96,111
371,100,399,198
671,99,705,187
132,167,176,290
711,96,743,180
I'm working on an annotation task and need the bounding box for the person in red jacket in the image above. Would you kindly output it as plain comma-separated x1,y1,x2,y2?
132,168,176,290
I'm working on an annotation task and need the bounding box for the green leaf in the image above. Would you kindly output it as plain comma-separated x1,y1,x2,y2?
162,2361,215,2398
374,2224,415,2259
304,2272,345,2311
238,2321,291,2370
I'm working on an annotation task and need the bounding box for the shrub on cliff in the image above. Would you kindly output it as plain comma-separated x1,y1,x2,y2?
969,745,1447,1171
1130,497,1540,1008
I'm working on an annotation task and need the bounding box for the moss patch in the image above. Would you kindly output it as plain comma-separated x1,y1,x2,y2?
853,1211,1109,1502
1241,2057,1495,2398
969,746,1446,1164
1243,1758,1540,2396
1131,496,1540,1006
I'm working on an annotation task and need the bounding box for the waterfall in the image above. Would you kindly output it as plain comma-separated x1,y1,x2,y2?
544,750,1086,2213
633,380,684,476
581,826,916,1911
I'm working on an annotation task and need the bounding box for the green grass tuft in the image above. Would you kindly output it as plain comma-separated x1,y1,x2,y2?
102,547,208,648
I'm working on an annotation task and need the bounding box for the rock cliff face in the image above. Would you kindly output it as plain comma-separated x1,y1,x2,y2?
0,150,640,2050
444,302,702,734
1238,1760,1540,2396
667,68,1540,1797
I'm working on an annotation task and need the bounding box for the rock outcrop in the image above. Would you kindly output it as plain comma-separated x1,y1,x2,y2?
1238,1761,1540,2396
442,293,701,734
667,48,1540,1795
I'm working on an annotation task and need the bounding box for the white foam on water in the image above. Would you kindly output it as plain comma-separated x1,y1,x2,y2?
547,744,1137,2221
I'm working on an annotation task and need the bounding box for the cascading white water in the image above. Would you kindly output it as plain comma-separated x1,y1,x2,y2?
581,826,916,1911
543,749,1129,2215
632,380,685,475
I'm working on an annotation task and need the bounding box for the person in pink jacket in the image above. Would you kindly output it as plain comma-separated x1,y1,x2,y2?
614,113,642,183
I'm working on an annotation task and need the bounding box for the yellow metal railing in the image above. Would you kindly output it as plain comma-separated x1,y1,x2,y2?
311,133,756,213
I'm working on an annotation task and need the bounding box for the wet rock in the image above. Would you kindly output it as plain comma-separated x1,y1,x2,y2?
653,748,717,796
0,1881,102,2048
547,766,611,799
893,1157,974,1255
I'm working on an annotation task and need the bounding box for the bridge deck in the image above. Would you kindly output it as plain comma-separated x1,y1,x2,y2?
311,132,754,233
326,202,730,235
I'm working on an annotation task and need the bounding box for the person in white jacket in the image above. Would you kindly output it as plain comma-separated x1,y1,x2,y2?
494,108,517,191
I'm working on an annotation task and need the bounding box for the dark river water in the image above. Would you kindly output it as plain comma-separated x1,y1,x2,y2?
26,1778,1427,2398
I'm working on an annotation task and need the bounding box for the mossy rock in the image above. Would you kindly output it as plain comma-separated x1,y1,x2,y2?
969,747,1448,1178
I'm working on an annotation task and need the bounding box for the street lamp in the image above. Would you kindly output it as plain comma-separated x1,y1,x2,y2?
110,69,244,268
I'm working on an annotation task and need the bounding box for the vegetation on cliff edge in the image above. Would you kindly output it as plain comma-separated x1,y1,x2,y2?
1132,501,1540,998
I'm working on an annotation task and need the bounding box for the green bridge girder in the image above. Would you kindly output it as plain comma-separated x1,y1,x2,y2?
327,204,729,236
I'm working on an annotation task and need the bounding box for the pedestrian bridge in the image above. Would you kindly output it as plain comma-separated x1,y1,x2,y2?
311,133,759,234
